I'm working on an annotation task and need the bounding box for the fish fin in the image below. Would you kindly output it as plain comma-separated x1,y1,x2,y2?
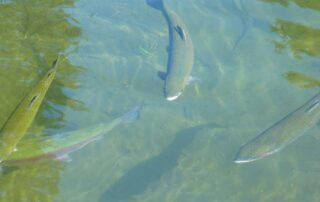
146,0,164,10
305,100,320,114
56,154,72,163
174,25,186,41
187,76,199,85
158,71,167,80
121,105,142,123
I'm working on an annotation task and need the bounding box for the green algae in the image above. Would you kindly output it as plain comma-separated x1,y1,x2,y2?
284,71,320,88
271,19,320,59
263,0,320,12
0,0,85,201
264,0,320,89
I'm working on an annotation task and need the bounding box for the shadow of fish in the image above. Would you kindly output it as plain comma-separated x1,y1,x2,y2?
235,92,320,163
0,57,59,163
99,123,222,202
147,0,194,101
3,106,142,166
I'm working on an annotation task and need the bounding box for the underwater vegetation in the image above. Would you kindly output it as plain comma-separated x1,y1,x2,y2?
271,19,320,59
0,0,86,135
284,71,320,89
0,161,65,201
264,0,320,88
263,0,320,12
0,0,86,201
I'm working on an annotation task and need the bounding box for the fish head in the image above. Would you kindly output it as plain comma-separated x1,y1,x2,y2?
40,58,59,88
165,92,182,101
164,78,184,101
234,142,277,164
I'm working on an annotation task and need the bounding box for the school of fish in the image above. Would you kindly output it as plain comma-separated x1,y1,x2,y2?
0,0,317,168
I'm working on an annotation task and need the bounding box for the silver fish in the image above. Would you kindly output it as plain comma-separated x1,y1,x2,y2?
4,105,141,165
235,92,320,163
147,0,194,101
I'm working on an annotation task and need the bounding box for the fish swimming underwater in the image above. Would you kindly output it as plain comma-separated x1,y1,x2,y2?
0,57,59,162
147,0,194,101
235,92,320,163
3,105,141,165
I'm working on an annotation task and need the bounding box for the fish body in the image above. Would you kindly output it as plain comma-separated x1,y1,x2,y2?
0,58,59,162
235,92,320,163
147,0,194,101
3,106,141,165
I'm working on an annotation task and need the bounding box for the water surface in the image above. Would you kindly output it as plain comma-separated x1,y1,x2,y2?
1,0,320,201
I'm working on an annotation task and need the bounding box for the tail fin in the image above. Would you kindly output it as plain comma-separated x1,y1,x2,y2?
146,0,164,10
121,105,142,123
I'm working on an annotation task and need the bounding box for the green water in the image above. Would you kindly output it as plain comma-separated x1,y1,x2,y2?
1,0,320,201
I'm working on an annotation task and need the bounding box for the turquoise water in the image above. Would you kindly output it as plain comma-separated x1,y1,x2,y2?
1,0,320,201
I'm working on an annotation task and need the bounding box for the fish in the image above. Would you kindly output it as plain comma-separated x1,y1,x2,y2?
147,0,194,101
234,92,320,163
0,57,59,163
3,105,141,165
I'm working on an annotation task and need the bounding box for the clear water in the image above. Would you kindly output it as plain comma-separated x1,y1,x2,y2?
0,0,320,201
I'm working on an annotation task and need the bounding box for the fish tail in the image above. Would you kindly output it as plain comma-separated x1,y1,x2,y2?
146,0,164,10
120,105,142,123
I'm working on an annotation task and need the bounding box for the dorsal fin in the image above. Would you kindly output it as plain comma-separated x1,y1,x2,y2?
158,71,167,80
174,25,186,40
